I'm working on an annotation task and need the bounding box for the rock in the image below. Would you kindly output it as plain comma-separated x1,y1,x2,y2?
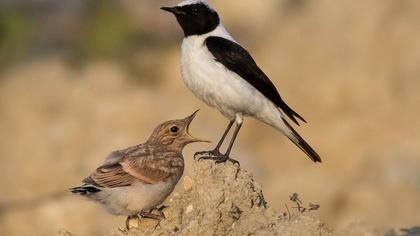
109,160,332,236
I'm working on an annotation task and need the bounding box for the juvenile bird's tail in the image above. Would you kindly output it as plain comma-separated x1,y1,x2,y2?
69,185,101,195
281,117,322,163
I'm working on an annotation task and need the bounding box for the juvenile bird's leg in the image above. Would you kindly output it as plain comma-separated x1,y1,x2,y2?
194,120,234,159
157,205,168,212
140,210,165,221
156,205,167,218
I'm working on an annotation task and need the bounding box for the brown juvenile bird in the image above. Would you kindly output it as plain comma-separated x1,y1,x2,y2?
70,111,205,228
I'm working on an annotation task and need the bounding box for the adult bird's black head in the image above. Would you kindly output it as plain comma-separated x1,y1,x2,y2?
161,1,220,37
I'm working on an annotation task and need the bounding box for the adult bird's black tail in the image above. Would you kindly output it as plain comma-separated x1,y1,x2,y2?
281,118,322,163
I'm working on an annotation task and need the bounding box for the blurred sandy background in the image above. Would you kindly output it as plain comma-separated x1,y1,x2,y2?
0,0,419,235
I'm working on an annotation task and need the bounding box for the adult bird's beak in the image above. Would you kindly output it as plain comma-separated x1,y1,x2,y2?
183,110,211,143
161,6,186,15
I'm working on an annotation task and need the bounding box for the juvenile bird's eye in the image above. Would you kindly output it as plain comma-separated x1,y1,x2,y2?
192,8,199,13
170,126,179,133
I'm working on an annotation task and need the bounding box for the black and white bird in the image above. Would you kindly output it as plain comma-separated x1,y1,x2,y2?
161,0,321,163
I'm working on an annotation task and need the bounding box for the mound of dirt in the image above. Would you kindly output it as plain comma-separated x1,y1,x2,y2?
108,160,332,236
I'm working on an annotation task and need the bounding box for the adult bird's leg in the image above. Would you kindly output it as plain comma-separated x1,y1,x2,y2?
215,122,242,165
198,117,242,165
194,120,234,159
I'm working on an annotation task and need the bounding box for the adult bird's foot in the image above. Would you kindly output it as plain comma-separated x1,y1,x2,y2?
194,149,221,160
214,154,240,166
195,149,240,166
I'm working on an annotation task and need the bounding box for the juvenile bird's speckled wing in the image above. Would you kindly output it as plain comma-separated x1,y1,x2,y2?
121,153,183,184
84,148,183,188
83,164,137,188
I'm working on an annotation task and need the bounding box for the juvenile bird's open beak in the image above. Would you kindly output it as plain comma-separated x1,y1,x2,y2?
161,6,186,15
183,110,211,143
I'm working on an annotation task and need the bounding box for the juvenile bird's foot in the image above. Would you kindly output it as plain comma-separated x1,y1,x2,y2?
156,205,167,219
140,210,165,221
156,205,168,218
195,149,240,166
125,215,140,230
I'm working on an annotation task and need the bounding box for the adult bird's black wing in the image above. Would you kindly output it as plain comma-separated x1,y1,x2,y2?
205,36,305,126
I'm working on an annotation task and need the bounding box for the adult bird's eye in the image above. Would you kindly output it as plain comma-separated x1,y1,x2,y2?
170,126,179,133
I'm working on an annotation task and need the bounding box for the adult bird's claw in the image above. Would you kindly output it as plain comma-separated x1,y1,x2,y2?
195,149,240,166
215,156,240,166
193,151,206,160
194,149,221,160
